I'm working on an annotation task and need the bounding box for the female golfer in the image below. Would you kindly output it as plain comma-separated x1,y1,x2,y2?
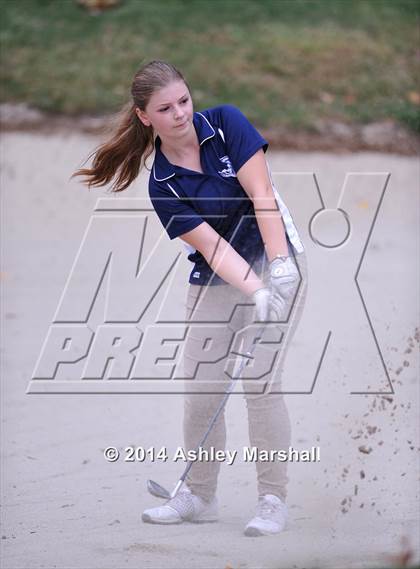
73,59,307,537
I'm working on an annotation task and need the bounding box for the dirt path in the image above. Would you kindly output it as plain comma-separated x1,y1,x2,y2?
1,103,419,155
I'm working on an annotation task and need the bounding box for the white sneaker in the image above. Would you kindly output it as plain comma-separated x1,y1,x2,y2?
142,486,218,525
244,494,288,537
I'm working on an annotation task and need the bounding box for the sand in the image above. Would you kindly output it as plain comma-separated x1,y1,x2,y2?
1,130,419,568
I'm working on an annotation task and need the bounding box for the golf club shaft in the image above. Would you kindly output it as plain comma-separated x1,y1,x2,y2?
172,323,266,496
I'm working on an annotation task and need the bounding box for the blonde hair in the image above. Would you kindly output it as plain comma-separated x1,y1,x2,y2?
71,59,190,192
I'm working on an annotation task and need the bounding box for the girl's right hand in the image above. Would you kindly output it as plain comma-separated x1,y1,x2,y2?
252,287,287,322
252,287,286,322
251,287,271,322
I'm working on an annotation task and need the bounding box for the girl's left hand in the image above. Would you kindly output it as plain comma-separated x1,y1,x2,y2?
269,256,299,306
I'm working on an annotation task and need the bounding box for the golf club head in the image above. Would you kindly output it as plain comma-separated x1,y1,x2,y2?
147,479,171,500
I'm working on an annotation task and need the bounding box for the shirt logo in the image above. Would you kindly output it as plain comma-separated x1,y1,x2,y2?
218,155,237,178
192,271,201,278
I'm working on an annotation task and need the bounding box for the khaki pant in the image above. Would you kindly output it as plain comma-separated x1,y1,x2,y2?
183,247,308,502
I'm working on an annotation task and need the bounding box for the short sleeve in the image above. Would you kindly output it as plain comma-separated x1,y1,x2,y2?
149,184,204,240
219,104,269,173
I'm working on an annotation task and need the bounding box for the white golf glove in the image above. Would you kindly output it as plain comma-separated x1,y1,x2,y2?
269,255,299,313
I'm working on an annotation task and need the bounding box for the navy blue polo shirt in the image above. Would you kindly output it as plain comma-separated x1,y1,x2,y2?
148,104,289,286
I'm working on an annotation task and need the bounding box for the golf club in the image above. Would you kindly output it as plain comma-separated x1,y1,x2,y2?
147,322,267,500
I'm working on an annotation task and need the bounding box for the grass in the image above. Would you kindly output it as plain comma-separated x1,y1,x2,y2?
1,0,419,132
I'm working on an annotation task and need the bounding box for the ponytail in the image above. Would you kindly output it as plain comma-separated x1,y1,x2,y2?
71,59,187,193
71,101,154,193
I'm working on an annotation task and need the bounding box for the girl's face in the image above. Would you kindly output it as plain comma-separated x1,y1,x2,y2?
136,80,194,141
